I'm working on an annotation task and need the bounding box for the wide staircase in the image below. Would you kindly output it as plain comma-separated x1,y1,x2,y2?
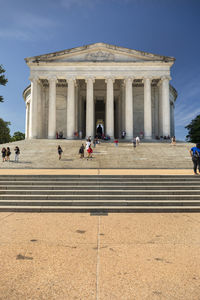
0,175,200,213
0,139,194,169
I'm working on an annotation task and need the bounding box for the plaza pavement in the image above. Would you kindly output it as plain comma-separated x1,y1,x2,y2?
0,140,199,299
0,212,200,300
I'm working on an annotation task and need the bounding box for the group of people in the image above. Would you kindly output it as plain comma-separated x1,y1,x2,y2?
1,146,20,162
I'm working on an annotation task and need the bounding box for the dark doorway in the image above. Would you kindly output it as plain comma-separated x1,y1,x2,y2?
95,100,105,137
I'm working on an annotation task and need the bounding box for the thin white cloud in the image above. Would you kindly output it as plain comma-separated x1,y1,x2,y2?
175,75,200,128
60,0,133,9
0,10,57,41
0,29,31,41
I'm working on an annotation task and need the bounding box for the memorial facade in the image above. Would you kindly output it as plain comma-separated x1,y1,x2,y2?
23,43,177,140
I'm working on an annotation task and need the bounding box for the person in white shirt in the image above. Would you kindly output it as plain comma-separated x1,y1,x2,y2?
136,136,140,145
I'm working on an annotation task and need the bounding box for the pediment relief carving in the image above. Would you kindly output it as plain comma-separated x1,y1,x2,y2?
85,51,114,61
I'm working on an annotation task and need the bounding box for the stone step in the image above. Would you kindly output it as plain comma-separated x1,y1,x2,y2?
1,194,200,200
0,181,200,186
1,185,200,190
0,189,200,195
0,205,199,213
0,199,200,207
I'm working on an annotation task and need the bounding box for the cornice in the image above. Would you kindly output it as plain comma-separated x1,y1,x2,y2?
25,43,175,64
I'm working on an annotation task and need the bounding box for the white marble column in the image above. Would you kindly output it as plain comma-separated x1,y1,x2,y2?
161,76,171,137
86,77,95,138
125,77,133,139
121,81,125,132
154,87,159,138
25,102,30,139
105,77,115,139
29,76,38,139
48,76,57,139
143,77,152,139
37,81,43,138
67,77,76,139
75,82,79,135
158,81,163,137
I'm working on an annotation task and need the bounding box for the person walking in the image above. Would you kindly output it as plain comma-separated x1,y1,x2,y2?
133,138,136,148
57,145,63,160
1,147,6,162
86,138,91,151
114,139,119,147
6,147,11,162
190,143,200,175
136,136,140,145
14,146,20,162
79,144,85,159
87,144,93,160
171,136,176,145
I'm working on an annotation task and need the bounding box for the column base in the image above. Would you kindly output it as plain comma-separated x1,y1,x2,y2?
144,136,152,140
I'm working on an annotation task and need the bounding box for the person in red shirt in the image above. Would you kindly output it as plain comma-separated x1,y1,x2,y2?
87,145,93,159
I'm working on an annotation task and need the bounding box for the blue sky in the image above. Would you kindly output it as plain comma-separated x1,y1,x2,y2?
0,0,200,140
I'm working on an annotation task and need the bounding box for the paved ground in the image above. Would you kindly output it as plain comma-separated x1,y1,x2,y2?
0,212,200,300
0,169,196,175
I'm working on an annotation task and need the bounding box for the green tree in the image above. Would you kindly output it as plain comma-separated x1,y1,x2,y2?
185,114,200,143
0,118,11,144
0,65,8,102
11,131,25,142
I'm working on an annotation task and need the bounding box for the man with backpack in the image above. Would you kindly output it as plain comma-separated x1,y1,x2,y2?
190,143,200,175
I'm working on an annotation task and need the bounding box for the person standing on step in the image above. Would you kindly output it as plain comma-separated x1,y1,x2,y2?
86,138,91,152
133,138,136,149
57,145,63,160
79,144,85,159
114,139,119,147
136,136,140,145
6,147,11,162
1,147,6,162
87,144,93,159
14,146,20,162
190,143,200,175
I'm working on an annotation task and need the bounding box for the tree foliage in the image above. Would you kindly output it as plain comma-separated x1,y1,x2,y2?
11,131,25,142
185,114,200,143
0,65,8,102
0,118,11,144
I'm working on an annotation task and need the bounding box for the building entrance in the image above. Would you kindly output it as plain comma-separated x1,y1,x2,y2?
95,100,105,137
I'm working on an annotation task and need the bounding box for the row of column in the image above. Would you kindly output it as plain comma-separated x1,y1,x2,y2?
27,76,171,140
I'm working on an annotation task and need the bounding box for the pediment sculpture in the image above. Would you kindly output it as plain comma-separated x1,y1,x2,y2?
85,51,114,61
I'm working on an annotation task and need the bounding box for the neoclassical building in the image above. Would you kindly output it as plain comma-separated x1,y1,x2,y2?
23,43,177,140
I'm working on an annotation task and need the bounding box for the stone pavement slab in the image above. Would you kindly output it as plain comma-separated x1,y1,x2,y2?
0,169,195,175
0,213,200,299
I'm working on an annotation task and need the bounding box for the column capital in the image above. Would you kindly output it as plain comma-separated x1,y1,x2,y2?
66,76,76,83
142,76,152,84
85,77,95,84
160,75,171,82
29,75,39,83
105,77,115,84
124,77,134,84
47,75,57,82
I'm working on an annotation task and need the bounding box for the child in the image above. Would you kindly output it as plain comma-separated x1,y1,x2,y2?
79,144,85,159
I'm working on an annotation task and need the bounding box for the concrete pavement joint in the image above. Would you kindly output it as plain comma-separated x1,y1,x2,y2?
96,216,101,300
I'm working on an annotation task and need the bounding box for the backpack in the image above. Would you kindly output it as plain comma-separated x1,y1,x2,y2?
193,150,200,160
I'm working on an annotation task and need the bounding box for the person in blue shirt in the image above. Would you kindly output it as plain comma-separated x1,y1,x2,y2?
190,143,200,175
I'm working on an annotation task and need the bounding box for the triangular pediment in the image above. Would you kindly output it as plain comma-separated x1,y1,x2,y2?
25,43,174,64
